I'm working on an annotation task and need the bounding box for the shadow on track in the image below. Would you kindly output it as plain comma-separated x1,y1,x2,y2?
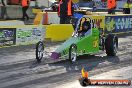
48,54,120,73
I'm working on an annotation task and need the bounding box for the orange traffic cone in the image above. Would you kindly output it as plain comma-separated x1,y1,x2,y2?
44,12,48,24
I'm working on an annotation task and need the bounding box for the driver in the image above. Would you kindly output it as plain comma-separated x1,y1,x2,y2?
78,21,91,36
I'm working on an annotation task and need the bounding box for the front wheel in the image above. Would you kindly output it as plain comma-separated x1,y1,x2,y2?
36,41,44,62
69,44,77,63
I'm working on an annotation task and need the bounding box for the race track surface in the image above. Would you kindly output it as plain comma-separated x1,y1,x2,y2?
0,34,132,88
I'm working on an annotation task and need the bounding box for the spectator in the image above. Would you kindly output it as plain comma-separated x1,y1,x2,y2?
21,0,30,21
0,0,8,20
107,0,116,14
58,0,74,24
123,0,132,14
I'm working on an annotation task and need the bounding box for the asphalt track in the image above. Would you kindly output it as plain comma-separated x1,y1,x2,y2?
0,34,132,88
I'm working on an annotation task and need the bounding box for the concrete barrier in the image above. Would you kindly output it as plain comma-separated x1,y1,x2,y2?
48,12,60,24
0,5,35,19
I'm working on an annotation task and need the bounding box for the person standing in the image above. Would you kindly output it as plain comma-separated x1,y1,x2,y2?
58,0,74,24
107,0,116,14
21,0,30,20
123,0,132,14
0,0,8,20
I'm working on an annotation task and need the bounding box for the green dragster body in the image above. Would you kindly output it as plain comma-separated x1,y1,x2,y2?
51,27,100,59
36,16,118,62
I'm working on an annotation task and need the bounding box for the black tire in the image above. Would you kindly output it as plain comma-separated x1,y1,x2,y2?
69,44,77,63
105,34,118,56
36,41,44,62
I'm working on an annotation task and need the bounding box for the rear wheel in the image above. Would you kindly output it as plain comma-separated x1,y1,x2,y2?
36,41,44,62
69,44,77,63
105,34,118,56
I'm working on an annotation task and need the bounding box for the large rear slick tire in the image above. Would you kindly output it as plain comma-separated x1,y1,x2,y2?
105,34,118,56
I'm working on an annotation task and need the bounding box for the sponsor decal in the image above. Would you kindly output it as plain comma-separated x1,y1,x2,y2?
93,37,98,48
105,16,132,33
94,19,103,28
92,16,105,30
0,28,16,47
105,17,116,32
16,28,42,44
116,17,132,30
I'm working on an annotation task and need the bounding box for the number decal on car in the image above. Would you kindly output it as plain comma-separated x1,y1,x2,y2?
93,37,98,48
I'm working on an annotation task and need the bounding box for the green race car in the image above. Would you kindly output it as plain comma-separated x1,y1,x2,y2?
36,16,118,63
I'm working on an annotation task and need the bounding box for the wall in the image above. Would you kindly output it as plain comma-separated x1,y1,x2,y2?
0,28,16,47
0,25,45,48
16,26,45,45
105,15,132,34
0,5,35,19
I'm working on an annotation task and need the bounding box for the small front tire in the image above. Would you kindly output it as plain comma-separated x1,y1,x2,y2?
69,44,77,63
36,41,44,62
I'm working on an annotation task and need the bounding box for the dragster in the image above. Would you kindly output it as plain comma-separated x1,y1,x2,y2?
36,15,118,63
